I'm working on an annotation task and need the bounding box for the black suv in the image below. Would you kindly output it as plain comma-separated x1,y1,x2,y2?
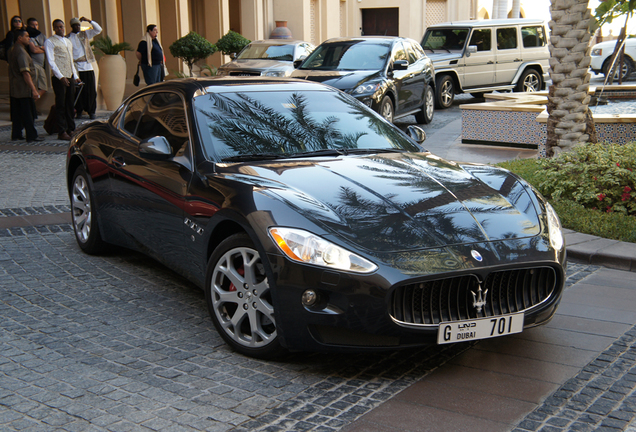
291,37,435,124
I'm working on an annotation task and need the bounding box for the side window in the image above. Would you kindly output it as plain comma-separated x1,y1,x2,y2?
521,26,546,48
136,92,189,156
469,29,491,51
121,95,151,136
497,28,518,50
392,42,407,63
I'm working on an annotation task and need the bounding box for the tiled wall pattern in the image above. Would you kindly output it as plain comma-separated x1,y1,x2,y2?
462,110,543,146
538,122,636,157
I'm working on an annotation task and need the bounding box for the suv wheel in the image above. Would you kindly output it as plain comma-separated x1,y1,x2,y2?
516,69,542,92
435,75,454,109
415,84,434,124
379,95,394,123
603,58,633,81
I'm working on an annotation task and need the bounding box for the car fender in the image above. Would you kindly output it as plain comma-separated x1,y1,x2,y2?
511,62,547,85
434,69,463,92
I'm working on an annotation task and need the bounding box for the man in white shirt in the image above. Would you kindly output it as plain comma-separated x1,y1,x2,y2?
68,17,101,119
44,19,81,140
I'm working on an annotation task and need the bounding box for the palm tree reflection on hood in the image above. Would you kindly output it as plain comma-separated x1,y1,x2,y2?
204,92,367,156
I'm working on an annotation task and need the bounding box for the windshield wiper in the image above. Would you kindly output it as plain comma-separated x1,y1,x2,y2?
288,149,348,158
221,153,284,162
344,148,407,155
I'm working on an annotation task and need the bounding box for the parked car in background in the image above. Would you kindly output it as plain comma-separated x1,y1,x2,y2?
590,37,636,80
421,19,550,108
291,36,435,124
217,39,315,77
66,77,566,358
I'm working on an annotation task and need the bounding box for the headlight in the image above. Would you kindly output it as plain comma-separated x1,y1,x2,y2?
545,202,564,251
591,48,602,56
269,227,378,273
353,82,381,95
264,71,286,77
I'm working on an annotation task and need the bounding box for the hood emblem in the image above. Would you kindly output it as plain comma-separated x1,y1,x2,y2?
471,285,488,313
471,250,483,262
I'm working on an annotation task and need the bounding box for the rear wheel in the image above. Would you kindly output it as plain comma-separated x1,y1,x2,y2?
205,233,284,359
415,84,434,124
603,58,633,81
435,75,454,109
70,165,107,254
379,95,394,123
516,69,542,92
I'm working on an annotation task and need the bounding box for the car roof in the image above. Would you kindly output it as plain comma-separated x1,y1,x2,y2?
321,36,402,44
247,39,312,45
427,18,546,28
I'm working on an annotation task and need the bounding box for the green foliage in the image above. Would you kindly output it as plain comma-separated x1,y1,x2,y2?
216,30,250,56
91,35,133,55
200,64,218,76
594,0,636,28
169,32,218,77
497,143,636,243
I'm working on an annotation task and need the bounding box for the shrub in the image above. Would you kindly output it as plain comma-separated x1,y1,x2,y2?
91,35,133,55
169,32,218,77
537,142,636,216
216,30,250,56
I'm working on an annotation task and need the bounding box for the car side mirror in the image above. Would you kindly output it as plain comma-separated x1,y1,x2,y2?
230,52,237,60
139,136,172,160
466,45,477,57
293,59,303,68
393,60,408,70
407,125,427,145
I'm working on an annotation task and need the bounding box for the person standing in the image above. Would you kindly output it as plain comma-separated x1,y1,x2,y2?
44,19,81,140
68,16,101,119
136,24,165,85
25,18,49,99
8,29,43,142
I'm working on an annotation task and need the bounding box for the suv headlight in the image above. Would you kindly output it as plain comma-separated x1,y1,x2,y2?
353,81,382,95
545,202,564,251
591,48,602,56
269,227,378,273
264,71,286,77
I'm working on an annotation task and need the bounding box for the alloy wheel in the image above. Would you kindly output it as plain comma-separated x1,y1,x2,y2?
523,73,540,92
71,174,92,243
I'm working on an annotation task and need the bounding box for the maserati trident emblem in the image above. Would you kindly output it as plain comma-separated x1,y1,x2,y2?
471,250,483,262
471,285,488,313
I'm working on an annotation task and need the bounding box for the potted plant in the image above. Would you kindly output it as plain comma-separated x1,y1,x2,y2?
169,32,218,77
91,35,133,110
216,30,250,58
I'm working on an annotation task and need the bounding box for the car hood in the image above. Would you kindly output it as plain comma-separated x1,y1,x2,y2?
290,69,380,91
218,152,541,253
219,59,293,72
425,52,464,64
592,39,636,51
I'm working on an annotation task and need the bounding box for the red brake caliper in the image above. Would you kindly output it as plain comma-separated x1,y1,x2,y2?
228,266,244,292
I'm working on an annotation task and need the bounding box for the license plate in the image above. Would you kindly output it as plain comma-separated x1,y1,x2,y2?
437,312,524,344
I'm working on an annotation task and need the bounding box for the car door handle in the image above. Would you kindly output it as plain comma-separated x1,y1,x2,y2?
113,156,126,168
514,58,522,62
487,61,494,64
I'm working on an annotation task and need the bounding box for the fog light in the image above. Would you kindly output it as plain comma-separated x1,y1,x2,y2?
301,290,318,307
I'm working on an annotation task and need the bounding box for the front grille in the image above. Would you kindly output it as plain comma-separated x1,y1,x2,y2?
390,267,557,325
229,71,261,76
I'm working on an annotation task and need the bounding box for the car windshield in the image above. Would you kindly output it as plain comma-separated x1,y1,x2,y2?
193,89,420,161
299,40,390,71
237,43,295,61
421,28,469,52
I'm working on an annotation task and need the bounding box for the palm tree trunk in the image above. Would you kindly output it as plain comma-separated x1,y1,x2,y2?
546,0,594,155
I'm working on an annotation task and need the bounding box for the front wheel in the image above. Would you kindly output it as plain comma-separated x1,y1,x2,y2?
378,95,394,123
516,69,542,92
70,165,108,254
435,75,454,109
603,58,633,81
415,84,434,124
205,233,284,359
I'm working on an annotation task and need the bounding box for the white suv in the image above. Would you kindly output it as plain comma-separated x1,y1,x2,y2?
421,18,550,108
590,38,636,80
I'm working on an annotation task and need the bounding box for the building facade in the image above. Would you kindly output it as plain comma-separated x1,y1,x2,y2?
0,0,483,102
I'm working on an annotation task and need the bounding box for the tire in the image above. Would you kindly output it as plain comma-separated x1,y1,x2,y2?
415,84,434,124
70,165,108,254
205,233,284,359
603,58,633,81
435,75,454,109
516,69,542,92
378,95,394,123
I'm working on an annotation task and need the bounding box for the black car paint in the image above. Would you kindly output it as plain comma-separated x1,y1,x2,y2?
291,37,435,120
66,77,565,353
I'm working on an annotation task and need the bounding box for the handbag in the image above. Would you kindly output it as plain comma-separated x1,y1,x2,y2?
133,63,140,86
